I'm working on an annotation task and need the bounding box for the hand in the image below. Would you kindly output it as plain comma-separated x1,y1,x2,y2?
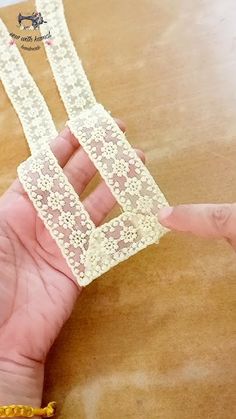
0,119,145,408
158,204,236,250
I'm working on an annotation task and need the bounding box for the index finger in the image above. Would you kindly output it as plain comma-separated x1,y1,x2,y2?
158,203,236,240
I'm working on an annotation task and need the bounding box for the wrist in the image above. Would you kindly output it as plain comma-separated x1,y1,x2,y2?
0,356,44,416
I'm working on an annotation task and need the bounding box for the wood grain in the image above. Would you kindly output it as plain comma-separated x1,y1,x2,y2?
1,0,236,417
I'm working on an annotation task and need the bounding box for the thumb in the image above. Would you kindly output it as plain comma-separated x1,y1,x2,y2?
158,203,236,241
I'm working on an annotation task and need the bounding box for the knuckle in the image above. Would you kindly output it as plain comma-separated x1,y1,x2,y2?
135,149,145,163
89,193,115,225
211,205,232,232
67,166,88,190
78,167,90,189
97,200,108,218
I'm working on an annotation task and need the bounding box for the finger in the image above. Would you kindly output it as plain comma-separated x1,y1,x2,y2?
50,118,126,168
63,146,97,194
50,126,79,167
5,127,79,200
7,119,126,199
4,128,78,200
114,118,126,133
84,150,145,225
158,203,236,240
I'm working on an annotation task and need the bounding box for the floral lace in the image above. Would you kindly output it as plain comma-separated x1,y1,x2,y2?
18,104,168,285
36,0,96,117
1,0,169,286
0,19,57,154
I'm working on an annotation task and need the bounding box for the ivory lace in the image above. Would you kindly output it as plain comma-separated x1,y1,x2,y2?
0,0,169,286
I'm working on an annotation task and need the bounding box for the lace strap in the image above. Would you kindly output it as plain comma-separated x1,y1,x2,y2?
0,19,57,154
35,0,168,213
36,0,96,118
17,125,167,286
18,102,168,286
17,146,96,285
67,104,167,216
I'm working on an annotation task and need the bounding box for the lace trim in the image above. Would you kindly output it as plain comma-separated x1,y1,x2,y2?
1,0,169,286
0,19,57,154
18,148,166,286
18,104,168,285
67,104,167,217
36,0,96,118
17,147,96,285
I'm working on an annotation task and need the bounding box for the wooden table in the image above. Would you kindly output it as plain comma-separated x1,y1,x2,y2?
1,0,236,417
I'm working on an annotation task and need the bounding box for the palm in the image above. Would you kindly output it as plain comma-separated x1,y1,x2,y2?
0,123,129,364
0,184,78,363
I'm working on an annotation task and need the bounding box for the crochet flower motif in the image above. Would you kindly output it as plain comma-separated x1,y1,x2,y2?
101,142,118,159
101,236,119,255
56,46,67,58
11,77,23,88
77,96,87,109
82,116,98,129
60,57,71,67
37,174,53,191
1,51,10,61
24,98,37,109
47,191,65,210
124,177,142,195
30,159,44,172
112,158,130,177
28,108,40,118
120,225,138,243
59,211,76,229
65,74,77,86
136,196,153,213
17,87,28,98
91,126,106,142
138,216,157,234
69,231,87,248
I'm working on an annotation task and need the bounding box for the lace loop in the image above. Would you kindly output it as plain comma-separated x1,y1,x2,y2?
1,0,169,286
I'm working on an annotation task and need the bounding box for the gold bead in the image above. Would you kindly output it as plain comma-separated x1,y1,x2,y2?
5,407,12,416
21,406,31,417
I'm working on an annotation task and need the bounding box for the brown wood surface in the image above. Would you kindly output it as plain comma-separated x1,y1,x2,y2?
1,0,236,418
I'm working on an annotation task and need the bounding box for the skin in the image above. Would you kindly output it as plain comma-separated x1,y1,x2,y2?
158,204,236,250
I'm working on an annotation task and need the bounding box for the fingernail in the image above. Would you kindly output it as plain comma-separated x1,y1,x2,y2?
158,206,173,223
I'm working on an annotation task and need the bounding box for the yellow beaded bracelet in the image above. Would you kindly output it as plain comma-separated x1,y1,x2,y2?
0,402,56,417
